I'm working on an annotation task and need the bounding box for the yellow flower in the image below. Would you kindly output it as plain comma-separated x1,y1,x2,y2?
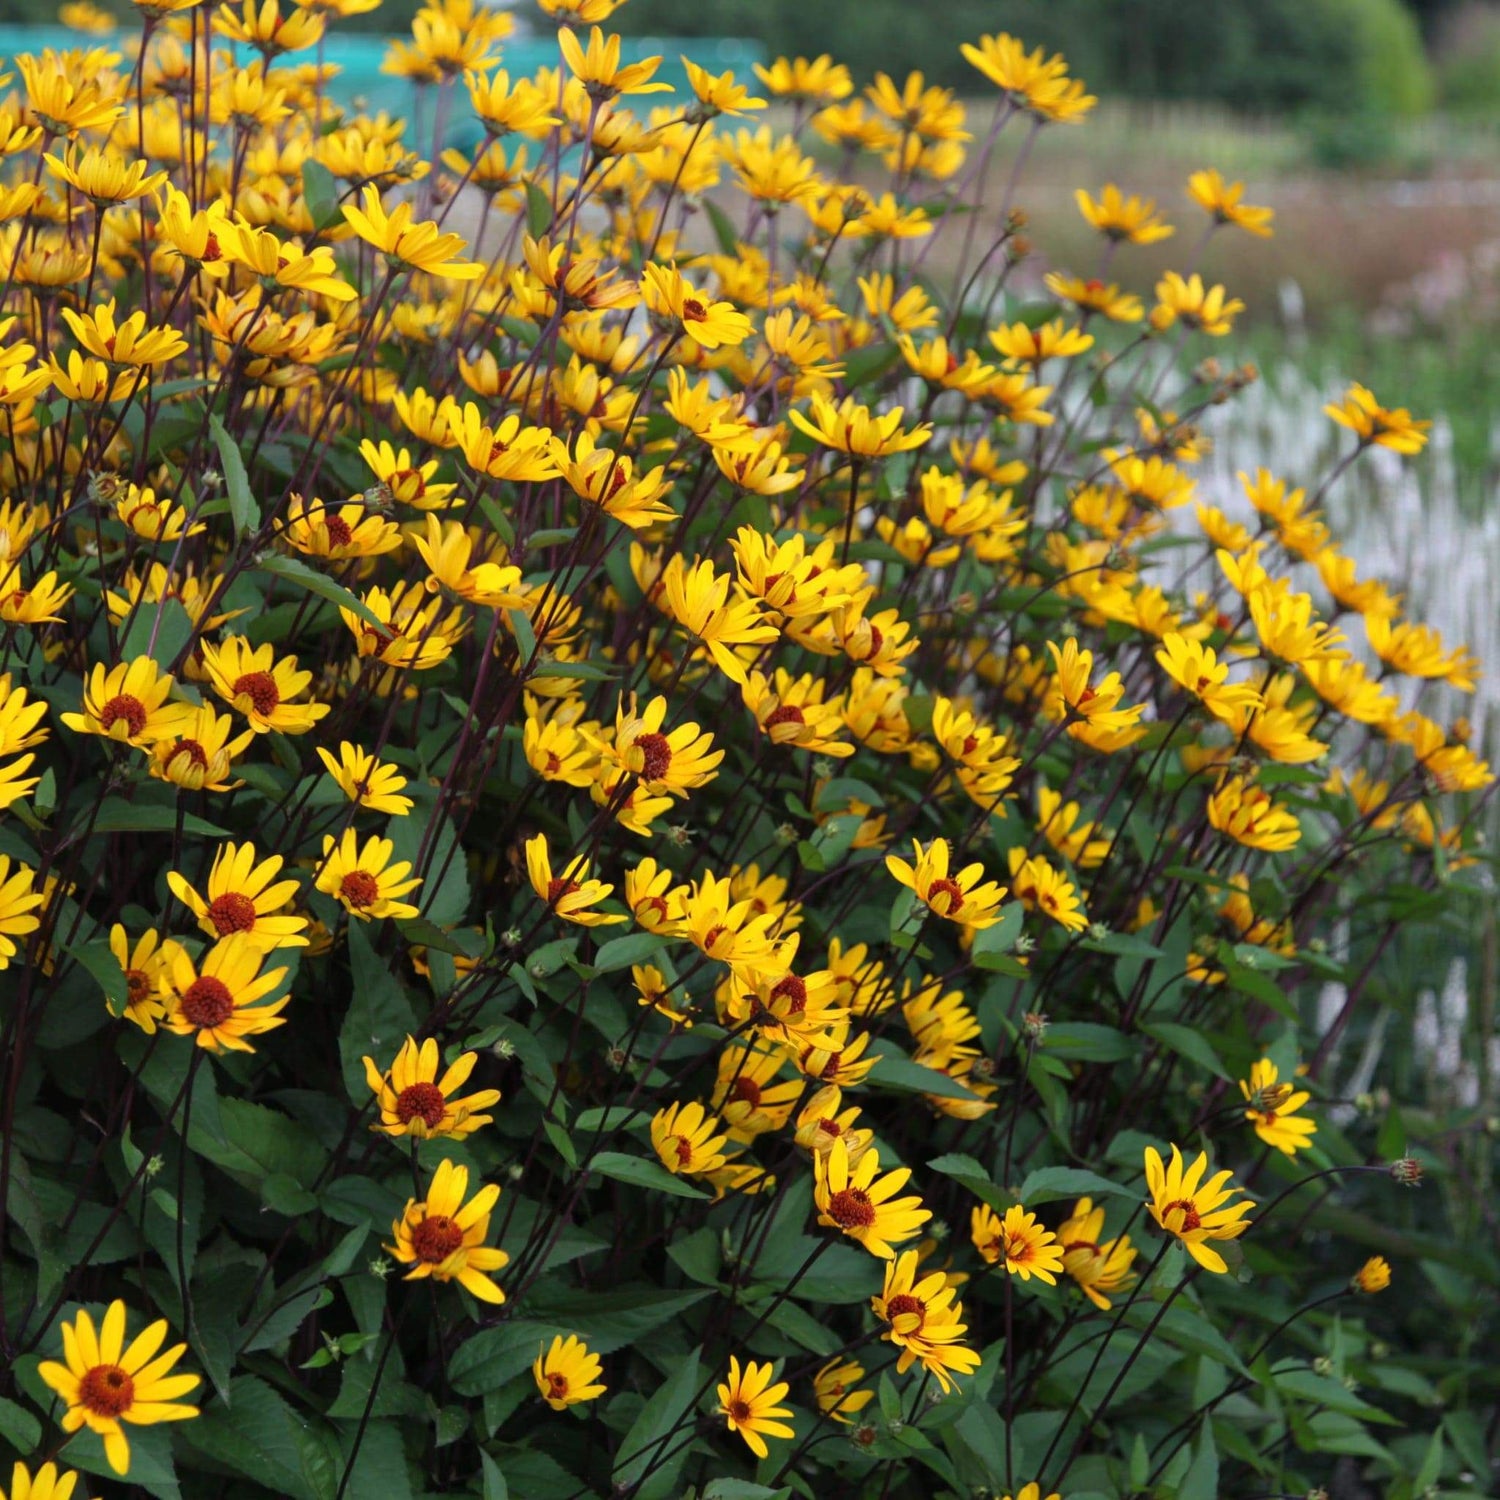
651,1098,730,1175
1057,1197,1138,1310
148,705,255,793
1075,183,1174,243
752,54,852,105
44,144,167,206
741,669,853,757
1045,271,1143,323
788,392,932,457
167,842,307,950
1365,614,1476,689
814,1136,929,1259
683,57,766,118
1006,850,1087,932
162,935,290,1052
445,403,561,486
990,317,1093,366
557,25,669,101
214,0,324,56
1045,637,1147,747
971,1204,1065,1283
61,300,186,367
1002,1487,1061,1500
553,431,676,531
1144,1144,1254,1274
1155,632,1264,723
0,566,74,625
661,557,780,685
1239,1057,1316,1156
0,1461,96,1500
315,829,423,921
961,32,1095,123
108,924,181,1035
812,1357,873,1423
17,52,122,138
885,838,1007,930
871,1248,983,1393
1188,168,1274,238
216,219,356,302
1207,775,1302,853
601,692,722,797
0,855,45,971
387,1158,509,1303
364,1036,501,1140
60,657,179,747
200,637,330,736
716,1357,794,1459
641,263,752,349
525,832,624,927
316,742,414,815
113,485,203,544
37,1301,199,1477
533,1335,606,1410
623,857,689,936
342,184,482,279
1150,271,1243,337
1323,383,1430,454
1352,1256,1391,1294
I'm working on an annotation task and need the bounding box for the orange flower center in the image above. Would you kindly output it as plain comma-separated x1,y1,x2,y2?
634,732,673,781
181,975,234,1028
410,1213,465,1263
727,1397,752,1424
100,693,148,737
826,1187,875,1229
206,891,258,935
170,738,210,769
884,1292,926,1326
341,870,380,909
1162,1198,1202,1231
769,974,806,1013
323,514,354,547
546,1372,570,1400
395,1081,447,1129
728,1076,762,1108
232,670,281,716
927,877,964,913
546,877,579,905
78,1363,135,1418
762,703,805,729
125,968,150,1004
681,296,708,323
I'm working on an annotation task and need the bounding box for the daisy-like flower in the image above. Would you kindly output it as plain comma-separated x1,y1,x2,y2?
1206,776,1302,853
524,833,625,927
971,1204,1065,1283
1000,1487,1061,1500
108,925,184,1035
341,184,483,279
716,1357,794,1460
316,742,414,815
37,1301,199,1476
1075,183,1174,244
1187,168,1274,238
364,1036,501,1140
387,1158,509,1303
200,637,330,736
60,658,179,747
0,1461,95,1500
162,936,290,1052
641,263,753,349
533,1335,606,1410
871,1249,983,1393
1155,632,1263,724
1056,1197,1138,1310
0,855,45,971
814,1136,930,1259
315,830,423,921
660,557,781,686
884,838,1007,930
601,693,722,797
651,1098,730,1176
788,392,932,457
1150,272,1243,337
1238,1057,1316,1156
558,24,670,101
167,842,307,950
1324,383,1430,455
622,856,689,935
1352,1256,1391,1294
1006,850,1088,932
148,704,255,793
61,300,186,367
812,1357,873,1423
1144,1144,1254,1274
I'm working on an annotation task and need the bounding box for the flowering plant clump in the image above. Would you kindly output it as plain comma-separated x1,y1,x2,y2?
0,4,1493,1498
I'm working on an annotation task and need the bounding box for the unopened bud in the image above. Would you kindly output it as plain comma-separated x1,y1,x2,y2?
1014,934,1035,955
666,823,693,848
368,1257,392,1279
1390,1157,1423,1186
605,1045,629,1072
1313,1356,1333,1377
1022,1011,1048,1042
1087,921,1110,942
492,1038,517,1059
775,822,799,845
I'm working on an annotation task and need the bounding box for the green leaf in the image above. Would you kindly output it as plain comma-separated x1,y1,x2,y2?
969,901,1025,968
1178,1418,1218,1500
1041,1022,1136,1063
867,1053,983,1102
1140,1020,1230,1081
179,1375,329,1499
66,938,128,1012
1017,1166,1128,1205
518,1284,712,1355
449,1320,567,1397
612,1348,701,1500
593,930,666,973
0,1396,41,1457
301,159,342,231
481,1451,510,1500
525,179,553,238
339,921,419,1105
703,198,740,256
259,551,384,630
119,596,194,671
93,798,229,837
589,1150,710,1199
209,412,260,538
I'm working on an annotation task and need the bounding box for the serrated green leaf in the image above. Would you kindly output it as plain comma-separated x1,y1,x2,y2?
589,1150,710,1199
209,413,260,538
